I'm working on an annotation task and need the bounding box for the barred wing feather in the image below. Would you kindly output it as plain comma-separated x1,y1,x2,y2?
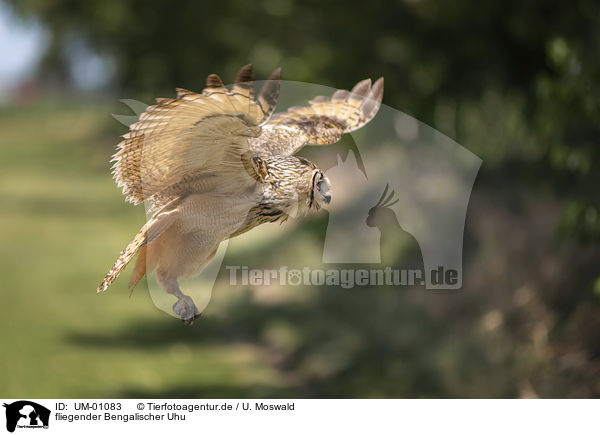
251,77,383,157
111,65,281,208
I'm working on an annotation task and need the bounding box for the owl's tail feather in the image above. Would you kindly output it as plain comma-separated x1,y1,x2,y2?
97,204,179,293
97,219,155,293
129,244,148,292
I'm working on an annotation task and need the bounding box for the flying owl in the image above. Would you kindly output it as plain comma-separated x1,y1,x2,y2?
97,64,384,324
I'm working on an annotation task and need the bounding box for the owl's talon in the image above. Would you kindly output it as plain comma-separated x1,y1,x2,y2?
173,296,201,325
182,313,201,326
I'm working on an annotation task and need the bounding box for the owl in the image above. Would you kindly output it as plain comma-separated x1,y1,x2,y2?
98,64,384,324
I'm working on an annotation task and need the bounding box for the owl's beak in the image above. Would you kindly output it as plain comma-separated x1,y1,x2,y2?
323,193,331,204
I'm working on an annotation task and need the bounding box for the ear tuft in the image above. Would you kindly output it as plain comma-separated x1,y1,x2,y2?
235,64,254,83
206,74,224,88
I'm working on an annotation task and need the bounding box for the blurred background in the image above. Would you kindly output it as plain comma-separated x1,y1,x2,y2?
1,0,599,398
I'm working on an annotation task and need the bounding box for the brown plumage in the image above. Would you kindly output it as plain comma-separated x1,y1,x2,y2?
98,64,384,324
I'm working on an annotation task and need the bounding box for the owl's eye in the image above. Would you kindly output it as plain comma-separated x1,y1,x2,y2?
317,175,330,194
313,173,324,190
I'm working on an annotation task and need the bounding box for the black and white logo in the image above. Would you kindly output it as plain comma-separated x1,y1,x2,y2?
3,401,50,433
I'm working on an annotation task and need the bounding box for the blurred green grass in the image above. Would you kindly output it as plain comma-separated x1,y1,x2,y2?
0,101,295,398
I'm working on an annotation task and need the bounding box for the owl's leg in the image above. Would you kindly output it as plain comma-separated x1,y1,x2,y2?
156,269,201,325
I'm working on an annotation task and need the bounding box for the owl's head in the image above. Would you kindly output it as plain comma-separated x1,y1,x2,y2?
264,156,331,216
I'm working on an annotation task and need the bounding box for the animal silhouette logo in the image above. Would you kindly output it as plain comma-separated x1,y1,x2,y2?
366,184,424,271
323,150,426,271
3,401,50,432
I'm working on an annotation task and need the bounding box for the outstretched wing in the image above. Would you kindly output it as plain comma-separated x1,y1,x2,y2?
112,65,281,209
250,77,383,157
